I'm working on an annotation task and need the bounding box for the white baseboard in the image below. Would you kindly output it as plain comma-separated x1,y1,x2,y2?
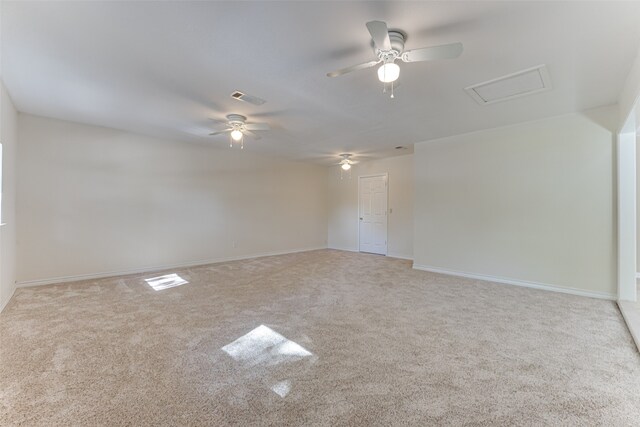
0,285,16,313
413,264,616,301
387,253,413,261
16,246,327,288
327,246,358,253
328,247,413,261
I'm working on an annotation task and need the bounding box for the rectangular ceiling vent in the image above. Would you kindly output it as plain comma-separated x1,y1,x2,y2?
465,65,552,105
230,91,266,106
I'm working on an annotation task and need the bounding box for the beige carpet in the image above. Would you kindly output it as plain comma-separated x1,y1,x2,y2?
1,249,639,426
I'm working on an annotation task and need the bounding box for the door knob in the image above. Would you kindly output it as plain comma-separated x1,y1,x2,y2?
360,217,363,220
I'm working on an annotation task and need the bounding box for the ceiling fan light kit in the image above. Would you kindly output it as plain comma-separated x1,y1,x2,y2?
208,113,271,149
327,20,463,98
338,154,354,179
378,62,400,83
230,129,243,141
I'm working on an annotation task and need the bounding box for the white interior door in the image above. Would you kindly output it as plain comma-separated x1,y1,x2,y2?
359,174,388,255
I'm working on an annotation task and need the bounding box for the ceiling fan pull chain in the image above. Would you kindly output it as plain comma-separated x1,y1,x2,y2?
391,80,394,99
382,61,393,93
382,65,387,94
241,135,244,150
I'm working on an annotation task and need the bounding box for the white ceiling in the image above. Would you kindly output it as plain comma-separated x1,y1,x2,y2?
3,1,640,164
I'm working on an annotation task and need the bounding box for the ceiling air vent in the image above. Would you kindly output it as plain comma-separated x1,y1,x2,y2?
230,91,266,106
465,65,552,105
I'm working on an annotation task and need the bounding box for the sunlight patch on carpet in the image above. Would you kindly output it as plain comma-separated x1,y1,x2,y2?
271,380,292,398
222,325,312,366
145,273,188,291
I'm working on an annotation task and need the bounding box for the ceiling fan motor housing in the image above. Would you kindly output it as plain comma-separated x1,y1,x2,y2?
226,114,247,125
388,31,406,53
374,30,406,61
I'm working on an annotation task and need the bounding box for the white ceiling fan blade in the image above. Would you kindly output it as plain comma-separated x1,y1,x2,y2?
244,123,270,131
210,124,232,131
327,59,380,77
243,130,261,140
209,129,232,136
401,42,463,62
366,21,391,51
208,119,232,131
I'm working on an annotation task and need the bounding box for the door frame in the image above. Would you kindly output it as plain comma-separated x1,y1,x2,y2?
357,173,388,255
618,109,637,302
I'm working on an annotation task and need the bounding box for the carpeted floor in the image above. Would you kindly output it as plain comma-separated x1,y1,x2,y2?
1,249,639,426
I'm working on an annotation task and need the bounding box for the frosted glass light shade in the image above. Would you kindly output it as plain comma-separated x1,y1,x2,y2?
377,62,400,83
230,130,243,141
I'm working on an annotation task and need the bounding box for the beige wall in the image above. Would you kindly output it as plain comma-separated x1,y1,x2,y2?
11,107,621,298
327,154,413,259
619,47,640,127
0,79,18,311
414,108,617,298
17,114,328,284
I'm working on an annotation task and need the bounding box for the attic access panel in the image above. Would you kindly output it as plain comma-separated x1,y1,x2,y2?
465,65,552,105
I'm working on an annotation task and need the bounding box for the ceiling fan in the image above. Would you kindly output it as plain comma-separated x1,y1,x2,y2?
327,20,463,97
209,114,270,149
337,153,355,171
335,153,357,179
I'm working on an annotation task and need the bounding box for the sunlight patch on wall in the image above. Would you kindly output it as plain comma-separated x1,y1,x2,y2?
145,273,188,291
